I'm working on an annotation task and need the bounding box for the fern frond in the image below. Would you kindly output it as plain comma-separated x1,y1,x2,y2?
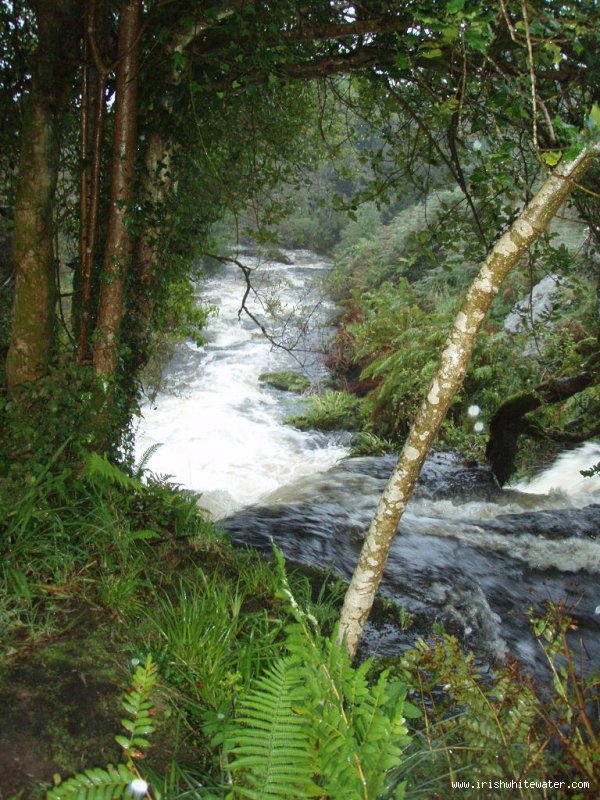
228,657,319,799
134,443,163,479
82,452,142,491
46,763,135,799
117,655,157,754
224,555,410,800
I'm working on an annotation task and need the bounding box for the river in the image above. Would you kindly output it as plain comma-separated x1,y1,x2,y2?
136,250,600,677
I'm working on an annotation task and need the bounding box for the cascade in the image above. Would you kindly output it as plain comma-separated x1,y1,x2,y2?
136,251,600,675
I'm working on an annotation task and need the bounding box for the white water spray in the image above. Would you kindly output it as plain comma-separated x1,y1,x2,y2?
511,441,600,500
135,251,348,517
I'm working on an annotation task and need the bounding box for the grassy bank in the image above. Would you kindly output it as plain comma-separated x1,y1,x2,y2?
1,450,598,799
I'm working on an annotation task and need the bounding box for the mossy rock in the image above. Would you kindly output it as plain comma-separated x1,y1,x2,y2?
259,371,310,394
285,390,367,432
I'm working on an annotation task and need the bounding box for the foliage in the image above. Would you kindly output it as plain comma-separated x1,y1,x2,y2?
285,389,367,431
327,190,466,300
145,568,282,730
394,606,600,799
323,180,598,468
0,366,126,478
221,550,414,800
350,432,397,457
0,446,213,657
48,655,158,799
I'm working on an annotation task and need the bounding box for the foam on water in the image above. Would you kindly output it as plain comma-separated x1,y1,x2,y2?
135,251,347,517
511,442,600,499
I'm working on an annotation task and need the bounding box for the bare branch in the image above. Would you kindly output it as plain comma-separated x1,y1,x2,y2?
203,253,325,366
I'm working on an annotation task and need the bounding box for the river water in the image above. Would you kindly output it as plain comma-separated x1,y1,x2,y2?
136,250,600,677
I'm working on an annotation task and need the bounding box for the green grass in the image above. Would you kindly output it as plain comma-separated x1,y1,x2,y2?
1,449,597,800
285,389,367,431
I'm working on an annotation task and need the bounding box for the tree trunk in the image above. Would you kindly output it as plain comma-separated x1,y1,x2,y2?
486,371,596,484
92,0,141,378
129,130,173,369
337,143,600,659
76,0,108,364
5,0,81,392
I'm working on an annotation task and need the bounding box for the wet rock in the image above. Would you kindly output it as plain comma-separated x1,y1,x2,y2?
339,451,501,501
482,503,600,540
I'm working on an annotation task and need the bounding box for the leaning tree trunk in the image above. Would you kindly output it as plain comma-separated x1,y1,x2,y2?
337,142,600,659
92,0,141,378
5,0,80,392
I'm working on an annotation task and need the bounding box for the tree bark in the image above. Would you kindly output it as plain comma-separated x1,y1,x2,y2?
5,0,81,392
93,0,141,378
76,0,108,364
337,142,600,659
129,130,173,369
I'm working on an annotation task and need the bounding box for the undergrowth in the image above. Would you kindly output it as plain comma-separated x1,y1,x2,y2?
391,605,599,799
284,389,367,432
1,450,598,800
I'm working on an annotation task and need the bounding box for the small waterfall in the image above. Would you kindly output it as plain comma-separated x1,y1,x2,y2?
511,441,600,499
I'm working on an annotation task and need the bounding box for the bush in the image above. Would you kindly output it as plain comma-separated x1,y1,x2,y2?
394,606,600,799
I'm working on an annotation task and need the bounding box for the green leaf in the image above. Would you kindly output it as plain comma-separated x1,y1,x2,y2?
541,150,562,166
421,47,443,59
563,142,584,161
172,50,187,70
129,529,160,541
115,734,130,749
402,700,422,719
588,103,600,128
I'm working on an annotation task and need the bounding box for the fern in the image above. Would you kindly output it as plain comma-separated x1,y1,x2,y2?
115,655,157,754
134,443,163,479
223,550,411,800
46,764,136,800
230,657,319,799
47,656,156,800
82,452,142,492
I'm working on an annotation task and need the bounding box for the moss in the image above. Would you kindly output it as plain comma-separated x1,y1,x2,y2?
0,614,122,798
259,370,310,393
285,390,367,431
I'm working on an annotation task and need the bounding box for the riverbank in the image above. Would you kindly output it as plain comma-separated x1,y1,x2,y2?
1,461,598,798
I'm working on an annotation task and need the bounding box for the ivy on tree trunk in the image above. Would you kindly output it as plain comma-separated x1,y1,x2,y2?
337,142,600,659
5,0,80,392
93,0,141,379
129,130,173,370
76,0,109,365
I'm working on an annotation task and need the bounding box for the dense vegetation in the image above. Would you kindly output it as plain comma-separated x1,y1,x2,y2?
1,0,600,797
281,191,599,478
